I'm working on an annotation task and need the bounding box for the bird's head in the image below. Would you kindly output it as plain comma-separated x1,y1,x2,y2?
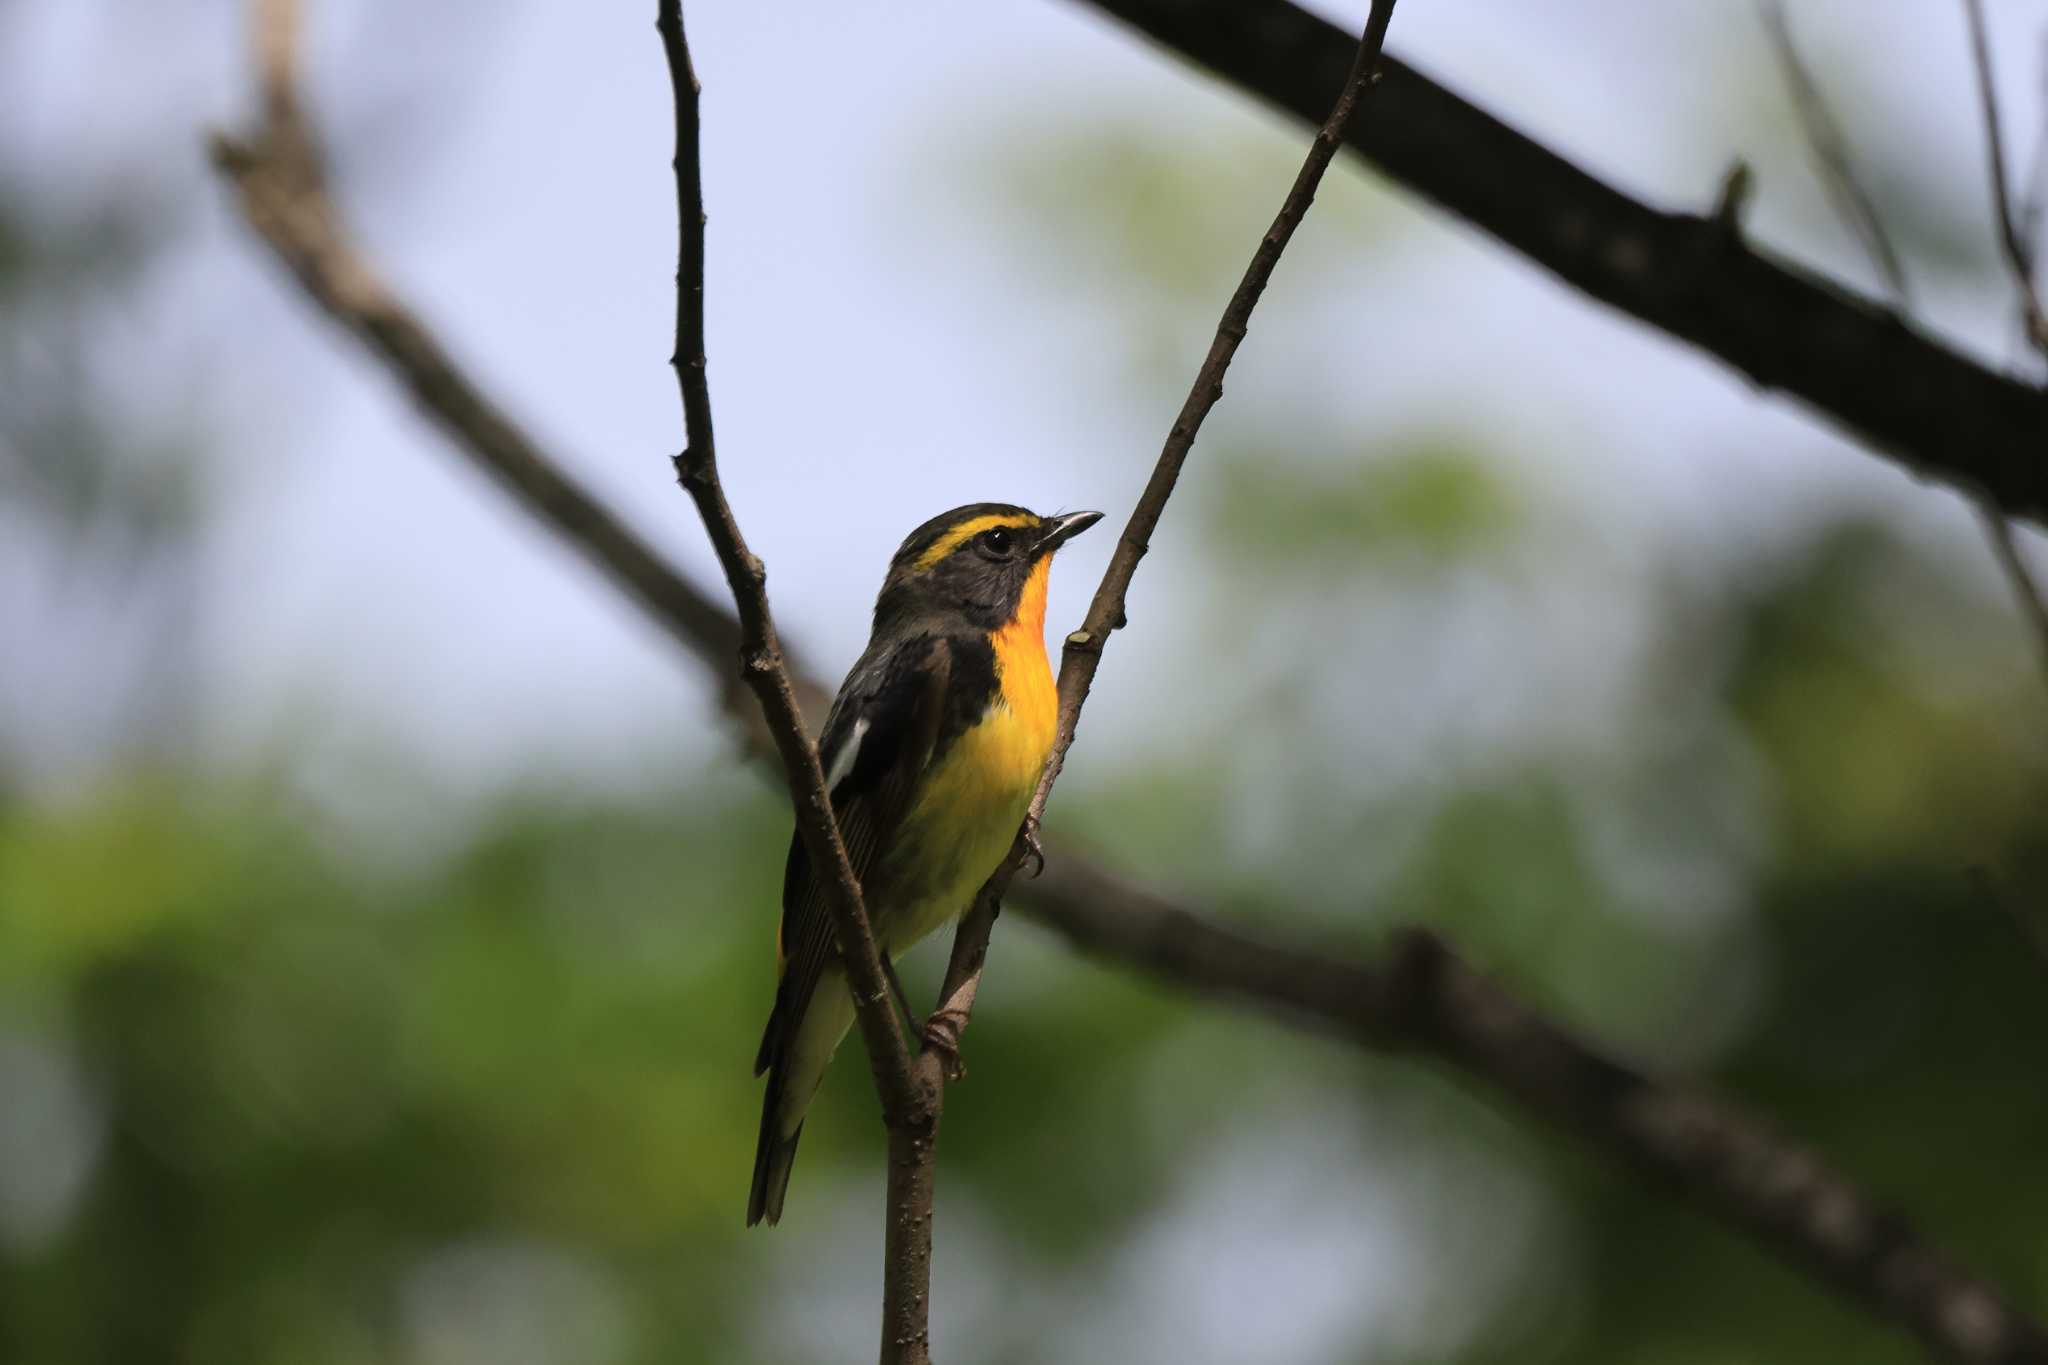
875,503,1102,634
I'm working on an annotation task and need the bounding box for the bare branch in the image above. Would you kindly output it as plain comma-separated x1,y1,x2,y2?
649,29,956,1365
1025,857,2048,1365
900,1,1404,1349
2017,36,2048,278
1758,0,1910,301
927,0,1403,1134
1963,0,2048,352
653,1,918,1120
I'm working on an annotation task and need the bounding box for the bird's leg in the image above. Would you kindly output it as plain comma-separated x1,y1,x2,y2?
871,948,971,1080
882,952,967,1081
921,1004,969,1083
879,953,921,1033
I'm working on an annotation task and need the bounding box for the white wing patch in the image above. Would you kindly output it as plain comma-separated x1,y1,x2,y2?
824,717,869,792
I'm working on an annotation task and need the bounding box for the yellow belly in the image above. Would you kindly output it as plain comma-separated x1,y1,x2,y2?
877,672,1055,952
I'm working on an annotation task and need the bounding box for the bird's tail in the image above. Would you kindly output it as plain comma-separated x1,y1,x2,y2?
748,967,855,1227
747,1074,803,1227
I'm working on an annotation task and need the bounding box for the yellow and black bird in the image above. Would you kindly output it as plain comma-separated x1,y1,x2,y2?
748,502,1102,1226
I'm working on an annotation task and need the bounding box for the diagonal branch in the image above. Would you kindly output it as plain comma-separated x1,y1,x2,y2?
1066,0,2048,527
928,0,1401,1045
208,8,830,746
1024,856,2048,1365
211,6,2048,1363
905,2,1402,1351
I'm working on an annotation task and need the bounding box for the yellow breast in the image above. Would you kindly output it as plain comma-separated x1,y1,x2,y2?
879,559,1057,951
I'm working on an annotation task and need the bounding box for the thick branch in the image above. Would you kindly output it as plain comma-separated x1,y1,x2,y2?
1067,0,2048,526
1024,856,2048,1365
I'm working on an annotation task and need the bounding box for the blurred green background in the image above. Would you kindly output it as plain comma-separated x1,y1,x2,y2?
6,3,2048,1362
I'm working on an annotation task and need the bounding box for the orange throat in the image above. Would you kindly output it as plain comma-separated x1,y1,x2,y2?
990,557,1056,746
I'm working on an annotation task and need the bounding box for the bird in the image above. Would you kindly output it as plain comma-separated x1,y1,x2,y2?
748,502,1103,1226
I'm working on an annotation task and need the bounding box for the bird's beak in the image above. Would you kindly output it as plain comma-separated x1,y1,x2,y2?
1035,510,1104,555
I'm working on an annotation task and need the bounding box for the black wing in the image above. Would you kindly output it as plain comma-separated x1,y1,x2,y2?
754,632,953,1074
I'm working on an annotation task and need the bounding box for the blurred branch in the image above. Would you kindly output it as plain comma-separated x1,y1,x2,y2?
208,10,828,752
1963,0,2048,352
1759,0,2048,692
654,0,921,1173
1758,0,1908,300
210,3,2048,1361
1025,857,2048,1365
2018,37,2048,278
1066,0,2048,527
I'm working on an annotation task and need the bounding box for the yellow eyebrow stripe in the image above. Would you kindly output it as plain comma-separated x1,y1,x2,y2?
913,513,1035,570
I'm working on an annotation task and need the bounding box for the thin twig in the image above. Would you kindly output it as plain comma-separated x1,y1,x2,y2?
212,5,2048,1361
1759,0,1910,301
887,1,1404,1350
661,9,950,1357
928,0,1403,1162
1963,0,2048,351
653,0,926,1218
2017,36,2048,280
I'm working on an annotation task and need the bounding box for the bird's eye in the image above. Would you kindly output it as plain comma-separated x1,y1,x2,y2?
982,527,1012,554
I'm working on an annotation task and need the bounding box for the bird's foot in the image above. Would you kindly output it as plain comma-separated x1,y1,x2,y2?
1020,816,1045,879
922,1006,970,1083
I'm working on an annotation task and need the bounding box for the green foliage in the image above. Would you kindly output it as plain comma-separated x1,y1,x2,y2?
1210,439,1521,566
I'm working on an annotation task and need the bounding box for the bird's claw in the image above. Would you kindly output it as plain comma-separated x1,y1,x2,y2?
1021,818,1046,879
922,1007,969,1082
